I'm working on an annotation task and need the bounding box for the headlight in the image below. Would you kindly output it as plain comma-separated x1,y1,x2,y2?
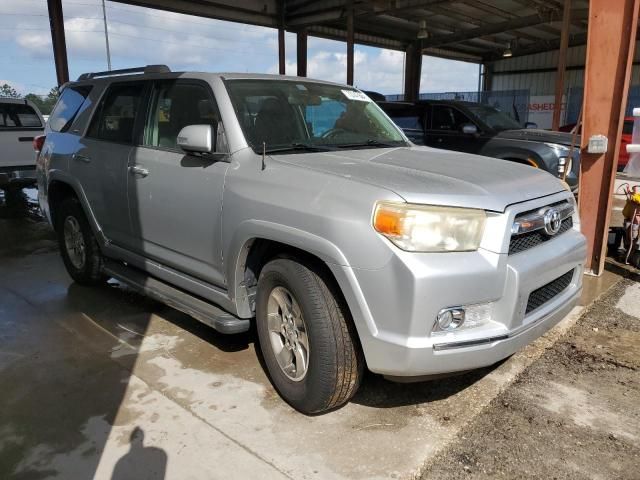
373,201,486,252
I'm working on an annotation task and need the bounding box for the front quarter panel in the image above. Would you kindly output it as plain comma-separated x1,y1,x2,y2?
222,148,403,315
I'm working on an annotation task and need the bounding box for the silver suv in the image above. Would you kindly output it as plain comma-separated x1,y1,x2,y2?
37,65,587,414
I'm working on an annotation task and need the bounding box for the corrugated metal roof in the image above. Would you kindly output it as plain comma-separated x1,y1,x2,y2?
113,0,591,63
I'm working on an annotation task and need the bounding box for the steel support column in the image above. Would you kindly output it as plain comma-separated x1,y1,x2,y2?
296,29,307,77
346,9,354,85
47,0,69,86
552,0,572,130
278,0,285,75
278,28,286,74
579,0,640,275
404,41,422,101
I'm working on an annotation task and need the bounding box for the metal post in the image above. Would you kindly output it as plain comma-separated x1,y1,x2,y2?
552,0,571,130
578,0,640,275
346,8,354,85
278,28,286,74
278,0,285,75
296,29,307,77
47,0,69,86
101,0,112,71
403,41,422,102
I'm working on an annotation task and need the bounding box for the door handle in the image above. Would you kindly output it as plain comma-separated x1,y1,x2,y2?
128,165,149,177
72,153,91,163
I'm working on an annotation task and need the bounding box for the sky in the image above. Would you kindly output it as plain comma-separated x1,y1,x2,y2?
0,0,480,97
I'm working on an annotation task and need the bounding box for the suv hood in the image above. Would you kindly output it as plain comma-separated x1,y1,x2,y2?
495,128,579,147
272,146,566,212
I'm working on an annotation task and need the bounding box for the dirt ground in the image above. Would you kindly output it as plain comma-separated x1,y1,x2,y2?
421,275,640,480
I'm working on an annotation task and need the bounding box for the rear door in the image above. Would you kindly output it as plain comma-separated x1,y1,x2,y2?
127,79,229,287
0,101,44,169
73,82,147,248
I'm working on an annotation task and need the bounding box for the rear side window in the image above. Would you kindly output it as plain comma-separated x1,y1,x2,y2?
88,83,144,143
0,103,42,129
49,86,92,132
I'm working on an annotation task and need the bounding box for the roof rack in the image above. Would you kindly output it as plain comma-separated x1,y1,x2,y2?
77,64,170,81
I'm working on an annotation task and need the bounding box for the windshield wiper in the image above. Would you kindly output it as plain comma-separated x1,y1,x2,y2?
264,143,334,154
334,139,404,149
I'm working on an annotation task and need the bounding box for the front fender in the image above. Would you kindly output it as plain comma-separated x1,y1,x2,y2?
226,219,350,318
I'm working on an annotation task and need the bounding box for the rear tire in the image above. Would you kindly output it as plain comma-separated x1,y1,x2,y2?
56,197,105,285
256,258,363,414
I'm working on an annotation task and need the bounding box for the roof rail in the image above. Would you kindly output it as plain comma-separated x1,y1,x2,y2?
77,64,171,81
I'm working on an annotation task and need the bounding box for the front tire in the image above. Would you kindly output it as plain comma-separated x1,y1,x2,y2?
56,197,105,285
256,258,363,414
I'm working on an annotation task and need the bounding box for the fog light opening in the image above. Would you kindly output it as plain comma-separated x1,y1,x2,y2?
436,308,465,331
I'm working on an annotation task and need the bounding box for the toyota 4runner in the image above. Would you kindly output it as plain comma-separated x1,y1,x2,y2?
37,65,587,414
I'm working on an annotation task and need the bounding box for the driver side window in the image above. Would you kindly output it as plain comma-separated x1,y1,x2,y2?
144,81,220,150
431,106,469,132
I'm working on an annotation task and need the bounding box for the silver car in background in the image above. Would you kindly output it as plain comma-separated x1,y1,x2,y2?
37,66,586,414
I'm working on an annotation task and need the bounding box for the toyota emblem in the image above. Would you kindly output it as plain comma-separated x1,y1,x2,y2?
543,207,562,236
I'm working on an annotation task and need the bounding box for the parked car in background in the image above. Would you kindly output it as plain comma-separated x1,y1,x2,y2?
38,67,586,413
560,117,632,171
378,99,580,190
0,97,45,191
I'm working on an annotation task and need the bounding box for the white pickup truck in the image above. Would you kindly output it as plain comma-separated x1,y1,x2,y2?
0,97,45,191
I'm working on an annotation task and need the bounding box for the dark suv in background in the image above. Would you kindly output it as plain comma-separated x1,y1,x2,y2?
378,99,580,190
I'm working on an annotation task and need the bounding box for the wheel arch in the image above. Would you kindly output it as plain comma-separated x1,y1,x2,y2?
227,221,350,319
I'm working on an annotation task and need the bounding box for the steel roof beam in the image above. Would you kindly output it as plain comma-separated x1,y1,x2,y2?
422,8,587,48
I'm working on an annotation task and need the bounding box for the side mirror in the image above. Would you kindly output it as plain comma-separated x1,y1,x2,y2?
524,122,538,129
177,125,213,153
461,123,478,135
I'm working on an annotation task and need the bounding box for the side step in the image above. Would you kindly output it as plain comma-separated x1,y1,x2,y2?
103,260,250,334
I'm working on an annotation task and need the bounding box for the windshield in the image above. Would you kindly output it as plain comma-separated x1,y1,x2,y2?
465,104,522,131
224,79,407,153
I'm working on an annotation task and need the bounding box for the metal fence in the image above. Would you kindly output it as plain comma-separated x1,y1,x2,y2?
385,89,530,123
566,86,640,125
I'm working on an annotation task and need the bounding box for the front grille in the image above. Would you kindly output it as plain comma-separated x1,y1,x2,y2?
525,269,574,314
509,217,573,255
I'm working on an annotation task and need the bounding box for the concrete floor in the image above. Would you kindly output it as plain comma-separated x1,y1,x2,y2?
0,189,623,480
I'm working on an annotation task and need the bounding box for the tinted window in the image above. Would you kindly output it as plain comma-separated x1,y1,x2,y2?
0,103,42,129
88,83,144,143
49,86,91,132
430,106,470,131
145,82,219,150
391,115,423,130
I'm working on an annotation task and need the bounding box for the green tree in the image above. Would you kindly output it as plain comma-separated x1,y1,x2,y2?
0,83,20,98
25,87,59,115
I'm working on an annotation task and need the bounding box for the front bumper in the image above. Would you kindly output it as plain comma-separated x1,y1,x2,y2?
334,193,586,377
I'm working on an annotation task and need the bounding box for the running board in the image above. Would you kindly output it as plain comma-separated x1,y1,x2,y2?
103,260,250,334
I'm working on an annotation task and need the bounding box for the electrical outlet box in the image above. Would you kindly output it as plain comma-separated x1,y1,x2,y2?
587,134,608,154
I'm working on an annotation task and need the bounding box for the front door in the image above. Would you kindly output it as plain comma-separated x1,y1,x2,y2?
425,104,479,154
127,80,228,287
